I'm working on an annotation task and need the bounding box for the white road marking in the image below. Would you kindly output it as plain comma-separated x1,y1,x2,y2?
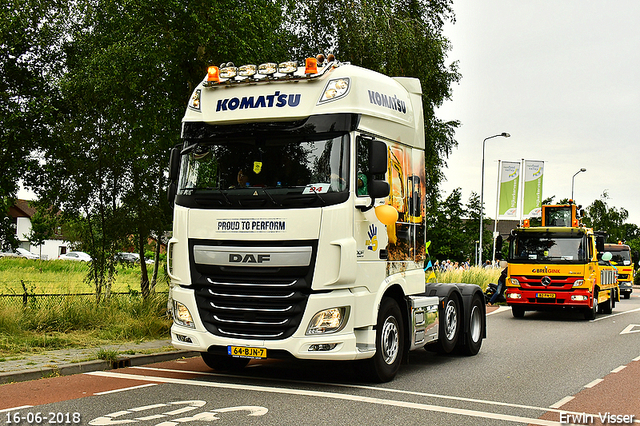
549,396,574,409
620,324,640,334
0,406,33,413
611,365,627,373
592,307,640,322
86,370,564,425
633,355,640,362
94,383,158,395
584,379,603,388
487,306,511,316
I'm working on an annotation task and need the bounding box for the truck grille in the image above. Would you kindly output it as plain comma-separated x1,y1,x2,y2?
194,278,310,339
189,239,316,340
518,275,575,290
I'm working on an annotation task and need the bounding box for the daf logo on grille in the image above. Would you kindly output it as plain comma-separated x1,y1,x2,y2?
541,276,551,286
229,253,270,263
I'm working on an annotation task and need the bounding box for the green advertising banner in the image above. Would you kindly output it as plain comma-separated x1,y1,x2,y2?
523,160,544,218
498,161,520,219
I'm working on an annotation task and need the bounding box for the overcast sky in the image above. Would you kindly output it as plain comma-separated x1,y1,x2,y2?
436,1,640,225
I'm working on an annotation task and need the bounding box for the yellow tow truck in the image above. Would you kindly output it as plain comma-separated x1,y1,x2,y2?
505,202,619,319
605,242,634,299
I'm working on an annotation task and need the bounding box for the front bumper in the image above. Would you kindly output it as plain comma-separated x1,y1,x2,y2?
168,285,376,361
505,288,593,308
618,281,633,294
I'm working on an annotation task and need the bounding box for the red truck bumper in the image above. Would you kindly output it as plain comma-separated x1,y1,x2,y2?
504,288,593,309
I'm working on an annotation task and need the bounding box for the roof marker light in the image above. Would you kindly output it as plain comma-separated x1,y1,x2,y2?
207,66,220,83
305,57,318,74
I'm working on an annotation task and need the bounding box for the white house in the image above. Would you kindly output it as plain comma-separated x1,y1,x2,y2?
8,200,70,260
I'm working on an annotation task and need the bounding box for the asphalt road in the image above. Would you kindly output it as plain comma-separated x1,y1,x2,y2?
2,295,639,425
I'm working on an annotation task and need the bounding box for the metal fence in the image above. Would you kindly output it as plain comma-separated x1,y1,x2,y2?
0,292,169,309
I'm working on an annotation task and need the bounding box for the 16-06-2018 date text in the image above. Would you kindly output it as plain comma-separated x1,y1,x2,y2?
5,412,81,424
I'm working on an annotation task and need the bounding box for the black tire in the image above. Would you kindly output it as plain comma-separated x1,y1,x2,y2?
584,291,598,320
364,297,404,383
611,289,617,309
461,295,484,356
624,292,631,300
600,290,613,315
511,306,525,318
201,352,250,372
434,294,461,354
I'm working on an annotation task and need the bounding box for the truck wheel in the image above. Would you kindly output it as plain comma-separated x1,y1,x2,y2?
511,306,525,318
434,294,460,354
584,291,598,320
623,292,631,300
365,297,404,383
201,353,250,372
461,295,484,356
600,291,613,315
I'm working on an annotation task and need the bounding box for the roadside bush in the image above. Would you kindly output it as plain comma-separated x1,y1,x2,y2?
435,266,501,291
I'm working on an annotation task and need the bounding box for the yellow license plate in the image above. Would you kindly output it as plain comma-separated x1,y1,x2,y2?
228,346,267,359
537,293,555,298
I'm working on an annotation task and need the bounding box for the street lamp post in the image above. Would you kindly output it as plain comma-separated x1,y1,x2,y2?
479,132,510,267
571,168,586,200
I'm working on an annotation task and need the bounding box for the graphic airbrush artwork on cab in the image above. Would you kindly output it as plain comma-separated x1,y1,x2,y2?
385,143,426,276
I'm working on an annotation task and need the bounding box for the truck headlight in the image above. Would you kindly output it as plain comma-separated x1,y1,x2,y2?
318,78,350,104
572,280,584,287
509,278,520,286
306,307,349,335
173,301,195,328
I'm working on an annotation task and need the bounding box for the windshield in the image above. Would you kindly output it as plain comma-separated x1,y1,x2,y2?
176,134,350,209
608,247,632,265
509,231,590,263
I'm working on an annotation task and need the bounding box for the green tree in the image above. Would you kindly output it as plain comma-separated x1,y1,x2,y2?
582,191,629,242
429,188,469,262
464,191,492,265
0,0,66,247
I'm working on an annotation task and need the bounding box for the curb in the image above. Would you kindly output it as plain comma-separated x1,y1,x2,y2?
0,350,200,385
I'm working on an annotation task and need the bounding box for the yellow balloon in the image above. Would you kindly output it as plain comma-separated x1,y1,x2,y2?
375,205,398,226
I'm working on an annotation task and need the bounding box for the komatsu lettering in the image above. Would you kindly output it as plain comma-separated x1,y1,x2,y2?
367,90,407,114
216,92,301,112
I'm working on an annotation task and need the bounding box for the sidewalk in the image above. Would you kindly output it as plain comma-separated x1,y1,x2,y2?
0,340,199,385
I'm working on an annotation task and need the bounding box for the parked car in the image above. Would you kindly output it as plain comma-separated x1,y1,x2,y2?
58,251,92,262
116,252,154,265
0,248,39,259
15,248,39,260
115,252,139,263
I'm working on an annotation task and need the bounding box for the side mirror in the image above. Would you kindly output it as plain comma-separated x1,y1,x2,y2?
369,180,390,199
369,140,388,175
168,146,181,182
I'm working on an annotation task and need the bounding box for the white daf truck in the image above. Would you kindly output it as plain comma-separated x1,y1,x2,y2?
166,55,486,382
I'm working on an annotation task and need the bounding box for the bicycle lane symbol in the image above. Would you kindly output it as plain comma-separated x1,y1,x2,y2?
88,400,268,425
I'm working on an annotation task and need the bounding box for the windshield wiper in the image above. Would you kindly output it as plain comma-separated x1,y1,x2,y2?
261,188,282,207
309,187,327,205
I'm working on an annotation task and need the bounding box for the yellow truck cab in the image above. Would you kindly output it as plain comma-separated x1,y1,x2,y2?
605,242,634,299
505,202,619,319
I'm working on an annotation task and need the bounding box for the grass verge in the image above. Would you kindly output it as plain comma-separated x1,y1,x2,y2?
0,293,171,358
